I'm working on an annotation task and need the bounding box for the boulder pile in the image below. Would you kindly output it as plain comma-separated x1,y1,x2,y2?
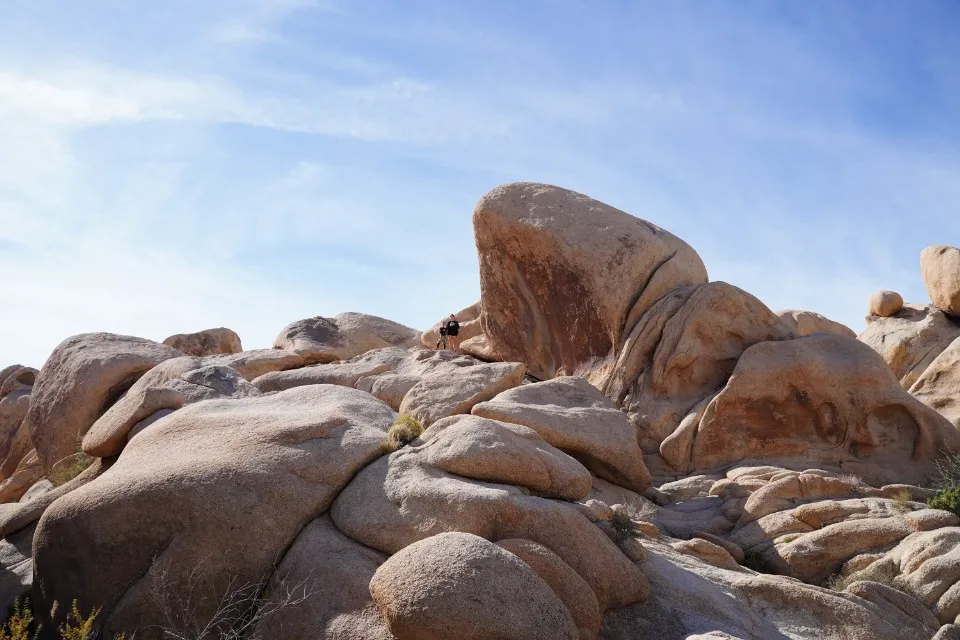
1,182,958,640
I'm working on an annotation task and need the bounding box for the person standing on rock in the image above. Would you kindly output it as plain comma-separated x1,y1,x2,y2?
444,314,461,351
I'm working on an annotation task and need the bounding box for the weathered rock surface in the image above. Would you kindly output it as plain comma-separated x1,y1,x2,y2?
910,335,960,428
497,537,601,640
255,516,392,640
422,416,592,500
252,359,393,393
776,309,857,338
0,450,43,503
0,366,35,481
273,312,419,364
23,333,183,471
33,385,395,636
0,523,36,614
840,527,960,625
922,245,960,317
601,541,936,640
82,356,260,458
472,376,651,492
208,348,305,380
399,361,526,426
331,414,649,617
162,327,242,356
607,282,794,450
858,303,960,387
869,290,904,318
370,532,579,640
674,334,960,485
474,182,707,381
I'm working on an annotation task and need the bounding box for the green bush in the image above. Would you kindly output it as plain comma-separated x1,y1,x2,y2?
383,414,424,452
928,451,960,516
928,484,960,516
609,508,638,542
0,597,38,640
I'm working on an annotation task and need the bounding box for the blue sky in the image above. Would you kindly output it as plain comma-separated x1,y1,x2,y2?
2,0,958,367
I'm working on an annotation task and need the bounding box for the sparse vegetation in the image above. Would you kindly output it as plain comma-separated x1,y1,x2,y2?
891,489,912,513
927,451,960,517
50,438,94,487
826,561,897,592
382,414,424,452
742,548,767,572
780,534,799,543
0,597,38,640
0,597,124,640
609,507,638,542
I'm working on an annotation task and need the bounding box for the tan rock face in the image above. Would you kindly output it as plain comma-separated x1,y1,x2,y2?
369,532,580,640
869,290,904,317
495,538,601,640
330,414,649,616
843,527,960,625
472,376,651,493
208,348,305,380
23,333,183,472
474,182,707,381
398,361,526,426
255,516,392,640
82,357,261,458
33,385,395,636
858,303,960,387
273,312,419,364
688,334,960,484
162,327,242,356
607,281,795,450
922,245,960,317
910,335,960,428
776,309,857,338
0,366,36,482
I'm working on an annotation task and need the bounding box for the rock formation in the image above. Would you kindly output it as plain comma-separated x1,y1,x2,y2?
2,182,959,640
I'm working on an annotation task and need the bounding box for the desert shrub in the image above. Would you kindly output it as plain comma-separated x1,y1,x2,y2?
0,597,38,640
780,534,799,543
928,451,960,516
59,601,103,640
609,507,638,542
933,451,960,490
891,489,912,513
50,438,94,487
929,484,960,516
382,414,424,452
742,548,767,572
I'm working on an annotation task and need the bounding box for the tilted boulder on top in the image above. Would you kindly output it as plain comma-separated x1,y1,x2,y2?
922,244,960,317
474,182,708,381
22,333,183,473
161,326,242,357
858,303,960,388
869,290,904,318
273,312,420,365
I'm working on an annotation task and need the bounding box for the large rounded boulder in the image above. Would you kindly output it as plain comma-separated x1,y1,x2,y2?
474,182,707,381
23,333,183,472
32,385,395,637
273,312,419,365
